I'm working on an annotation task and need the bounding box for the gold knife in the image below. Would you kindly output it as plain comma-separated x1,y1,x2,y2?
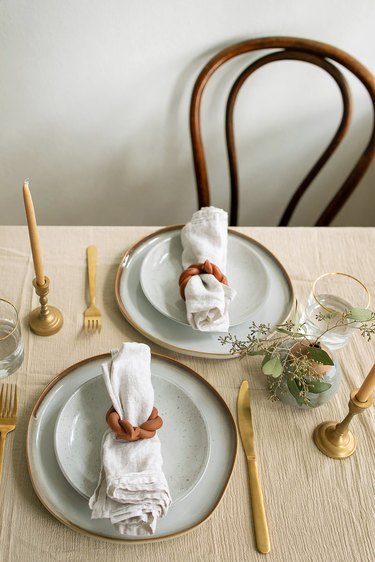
237,380,270,554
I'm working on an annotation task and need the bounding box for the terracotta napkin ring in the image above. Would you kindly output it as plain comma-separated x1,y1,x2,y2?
106,406,163,442
179,259,228,300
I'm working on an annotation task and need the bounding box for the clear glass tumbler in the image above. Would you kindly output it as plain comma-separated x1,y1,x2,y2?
300,272,370,350
0,299,24,378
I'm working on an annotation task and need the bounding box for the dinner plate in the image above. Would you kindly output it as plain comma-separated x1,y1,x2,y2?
54,374,210,502
115,226,294,358
27,353,237,543
140,231,269,326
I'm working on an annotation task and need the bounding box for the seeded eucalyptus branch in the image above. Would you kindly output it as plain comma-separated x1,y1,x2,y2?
220,306,375,407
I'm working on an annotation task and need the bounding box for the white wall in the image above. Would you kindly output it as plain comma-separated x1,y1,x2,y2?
0,0,374,226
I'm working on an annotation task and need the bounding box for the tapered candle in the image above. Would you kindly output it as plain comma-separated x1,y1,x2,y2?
22,180,46,286
356,363,375,403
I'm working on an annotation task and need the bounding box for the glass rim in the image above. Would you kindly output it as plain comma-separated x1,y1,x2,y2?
312,272,371,314
0,298,20,341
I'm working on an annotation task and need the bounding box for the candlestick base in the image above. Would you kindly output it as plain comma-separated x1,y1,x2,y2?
313,389,373,459
313,421,357,459
29,277,64,336
29,304,64,336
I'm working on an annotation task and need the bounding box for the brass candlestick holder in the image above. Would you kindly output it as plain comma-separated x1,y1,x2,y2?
29,276,64,336
313,389,373,459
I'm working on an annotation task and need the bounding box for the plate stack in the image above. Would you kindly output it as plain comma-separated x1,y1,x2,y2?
27,354,237,542
115,226,294,358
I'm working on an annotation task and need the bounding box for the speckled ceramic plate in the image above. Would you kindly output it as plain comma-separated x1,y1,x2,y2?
140,230,269,327
54,373,210,502
115,226,294,359
27,353,237,543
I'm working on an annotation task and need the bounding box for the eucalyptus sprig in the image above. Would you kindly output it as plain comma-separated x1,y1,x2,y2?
220,306,375,406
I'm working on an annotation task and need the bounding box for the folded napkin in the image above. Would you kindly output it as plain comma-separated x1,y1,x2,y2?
181,207,236,331
89,342,171,536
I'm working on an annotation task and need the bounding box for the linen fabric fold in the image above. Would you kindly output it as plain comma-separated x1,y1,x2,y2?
181,207,236,331
89,342,171,536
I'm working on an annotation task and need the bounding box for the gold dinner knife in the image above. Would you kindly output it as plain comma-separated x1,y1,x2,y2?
237,380,270,554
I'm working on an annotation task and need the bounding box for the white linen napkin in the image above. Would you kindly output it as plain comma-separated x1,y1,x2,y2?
181,206,236,331
89,342,171,536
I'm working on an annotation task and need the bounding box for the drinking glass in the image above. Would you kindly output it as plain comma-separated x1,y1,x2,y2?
0,299,24,378
300,272,370,350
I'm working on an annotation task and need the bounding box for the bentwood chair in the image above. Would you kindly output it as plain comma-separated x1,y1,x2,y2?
190,37,375,225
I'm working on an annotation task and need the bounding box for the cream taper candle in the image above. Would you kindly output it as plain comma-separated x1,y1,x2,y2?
22,180,46,286
356,363,375,403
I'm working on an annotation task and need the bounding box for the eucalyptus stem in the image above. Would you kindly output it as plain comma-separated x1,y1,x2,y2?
219,305,375,407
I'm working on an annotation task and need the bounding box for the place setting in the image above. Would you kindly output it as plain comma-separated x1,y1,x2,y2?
26,345,238,542
115,206,294,358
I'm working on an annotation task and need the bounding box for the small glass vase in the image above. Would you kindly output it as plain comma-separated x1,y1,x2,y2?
269,341,341,409
300,272,370,351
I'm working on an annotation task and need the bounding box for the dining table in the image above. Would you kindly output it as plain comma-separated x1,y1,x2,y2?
0,224,374,562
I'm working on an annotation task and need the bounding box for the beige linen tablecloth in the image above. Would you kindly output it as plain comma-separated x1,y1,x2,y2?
0,226,374,562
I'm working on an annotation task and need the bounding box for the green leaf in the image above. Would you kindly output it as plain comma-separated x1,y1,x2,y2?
275,327,293,335
262,354,271,367
287,375,304,406
307,380,332,394
306,346,334,366
347,308,373,322
262,356,283,378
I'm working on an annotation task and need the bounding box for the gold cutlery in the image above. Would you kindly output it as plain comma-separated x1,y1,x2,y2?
0,384,18,484
237,380,270,554
84,246,102,334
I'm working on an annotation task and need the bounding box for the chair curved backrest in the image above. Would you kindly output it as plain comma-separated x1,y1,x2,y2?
190,37,375,225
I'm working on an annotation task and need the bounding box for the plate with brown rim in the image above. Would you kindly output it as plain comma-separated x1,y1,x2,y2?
115,226,294,358
27,353,237,543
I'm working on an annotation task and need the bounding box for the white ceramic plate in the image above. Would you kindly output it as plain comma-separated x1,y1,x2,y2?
115,226,294,358
27,353,237,543
140,231,269,326
54,374,210,502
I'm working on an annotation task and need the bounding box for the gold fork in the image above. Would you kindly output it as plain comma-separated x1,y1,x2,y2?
0,384,18,484
84,245,102,334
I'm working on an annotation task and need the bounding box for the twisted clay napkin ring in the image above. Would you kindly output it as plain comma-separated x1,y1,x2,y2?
106,406,163,441
179,259,228,300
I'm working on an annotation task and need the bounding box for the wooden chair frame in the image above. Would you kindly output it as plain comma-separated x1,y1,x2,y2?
190,37,375,225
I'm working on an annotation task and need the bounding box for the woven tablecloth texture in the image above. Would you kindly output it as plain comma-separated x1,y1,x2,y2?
0,226,374,562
